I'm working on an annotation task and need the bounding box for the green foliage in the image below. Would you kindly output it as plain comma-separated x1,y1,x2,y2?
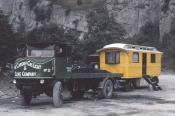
129,20,174,70
26,23,60,43
77,0,83,6
26,23,80,43
28,0,53,22
34,4,52,22
161,0,171,13
0,11,17,66
49,0,61,5
128,22,160,48
24,6,126,62
72,19,79,29
28,0,38,10
65,9,71,16
161,18,175,69
83,7,126,56
26,23,81,60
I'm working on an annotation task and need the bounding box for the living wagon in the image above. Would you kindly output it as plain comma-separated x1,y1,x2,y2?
97,43,163,89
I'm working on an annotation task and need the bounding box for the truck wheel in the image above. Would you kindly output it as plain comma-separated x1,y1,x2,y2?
102,79,113,99
21,93,32,106
53,81,63,108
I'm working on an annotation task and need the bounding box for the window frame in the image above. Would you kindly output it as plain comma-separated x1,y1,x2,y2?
105,51,120,64
151,54,156,63
27,49,55,58
133,52,139,63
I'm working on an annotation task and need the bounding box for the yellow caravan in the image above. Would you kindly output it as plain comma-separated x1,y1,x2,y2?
97,43,163,90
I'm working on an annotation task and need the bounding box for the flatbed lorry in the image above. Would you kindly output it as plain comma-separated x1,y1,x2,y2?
13,42,122,107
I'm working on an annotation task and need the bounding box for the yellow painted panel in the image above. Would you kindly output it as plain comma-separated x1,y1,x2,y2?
99,49,162,79
99,49,128,77
125,51,142,78
146,53,162,76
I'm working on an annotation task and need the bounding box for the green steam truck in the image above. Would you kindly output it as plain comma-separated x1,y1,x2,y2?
13,42,121,107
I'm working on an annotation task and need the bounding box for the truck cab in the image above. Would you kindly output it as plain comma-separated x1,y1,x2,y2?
14,43,72,105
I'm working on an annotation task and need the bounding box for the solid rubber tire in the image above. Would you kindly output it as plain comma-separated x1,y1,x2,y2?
102,79,113,99
53,81,63,108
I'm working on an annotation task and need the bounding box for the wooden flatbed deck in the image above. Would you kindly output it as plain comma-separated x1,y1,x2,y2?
71,72,122,79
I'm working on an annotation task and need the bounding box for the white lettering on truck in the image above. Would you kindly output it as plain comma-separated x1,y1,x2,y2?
15,60,42,70
15,72,37,77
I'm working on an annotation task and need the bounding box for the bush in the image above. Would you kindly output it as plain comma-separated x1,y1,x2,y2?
161,0,171,13
34,5,52,22
130,19,175,70
28,0,53,22
82,7,126,57
28,0,38,10
0,11,17,66
161,18,175,70
127,22,160,48
26,23,81,60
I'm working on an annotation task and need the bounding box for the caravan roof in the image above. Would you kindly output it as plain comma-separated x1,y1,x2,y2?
97,43,162,53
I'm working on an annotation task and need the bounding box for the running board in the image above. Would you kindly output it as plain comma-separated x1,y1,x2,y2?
143,76,162,91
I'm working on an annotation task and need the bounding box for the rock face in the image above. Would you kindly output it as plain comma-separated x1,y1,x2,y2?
0,0,89,32
160,0,175,41
0,0,174,41
106,0,160,37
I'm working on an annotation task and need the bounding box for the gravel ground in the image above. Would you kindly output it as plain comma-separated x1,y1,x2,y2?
0,74,174,116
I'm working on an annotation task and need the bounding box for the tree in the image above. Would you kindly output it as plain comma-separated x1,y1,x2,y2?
0,11,17,67
162,18,175,56
82,7,126,58
26,23,80,43
128,22,160,48
28,0,38,10
26,23,81,60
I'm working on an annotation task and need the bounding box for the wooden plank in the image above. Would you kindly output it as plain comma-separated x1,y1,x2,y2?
71,73,122,79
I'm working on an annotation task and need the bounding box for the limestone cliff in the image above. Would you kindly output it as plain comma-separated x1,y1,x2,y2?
0,0,174,41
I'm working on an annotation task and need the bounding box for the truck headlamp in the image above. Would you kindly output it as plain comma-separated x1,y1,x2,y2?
13,79,16,84
40,80,45,84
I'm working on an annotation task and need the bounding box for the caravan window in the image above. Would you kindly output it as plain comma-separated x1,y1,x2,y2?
151,54,156,63
133,52,139,63
106,51,120,64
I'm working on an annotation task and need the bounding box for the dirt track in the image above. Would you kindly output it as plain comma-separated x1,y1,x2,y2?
0,74,174,116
